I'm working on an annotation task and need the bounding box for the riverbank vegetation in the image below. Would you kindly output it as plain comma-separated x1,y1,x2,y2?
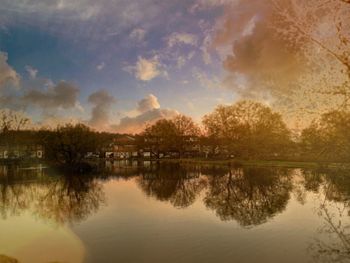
1,101,350,170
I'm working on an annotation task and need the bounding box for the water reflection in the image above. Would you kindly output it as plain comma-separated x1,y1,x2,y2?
1,162,350,262
0,164,105,224
204,167,292,227
0,255,19,263
299,169,350,262
136,163,207,208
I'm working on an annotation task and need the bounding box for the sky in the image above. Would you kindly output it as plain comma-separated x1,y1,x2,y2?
0,0,348,132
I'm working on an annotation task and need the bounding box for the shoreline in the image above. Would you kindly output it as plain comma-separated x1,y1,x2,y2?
157,158,350,169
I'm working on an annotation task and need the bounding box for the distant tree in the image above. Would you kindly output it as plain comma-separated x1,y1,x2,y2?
142,119,178,155
0,109,30,133
0,110,31,152
202,100,291,159
172,115,201,137
142,115,201,157
300,110,350,161
172,115,201,156
41,123,99,166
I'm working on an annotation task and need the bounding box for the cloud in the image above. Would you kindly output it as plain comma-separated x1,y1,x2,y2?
0,52,20,89
96,62,105,71
191,0,238,11
137,94,160,113
114,108,178,134
88,90,116,129
113,94,178,134
129,28,147,43
125,56,164,81
0,0,173,42
193,68,221,89
22,81,80,110
205,0,307,100
166,32,198,47
38,115,82,129
25,65,38,79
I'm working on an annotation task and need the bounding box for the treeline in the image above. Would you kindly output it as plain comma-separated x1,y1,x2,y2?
140,101,350,162
1,100,350,164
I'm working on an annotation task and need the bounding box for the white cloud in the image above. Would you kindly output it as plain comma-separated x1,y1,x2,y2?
166,32,198,47
129,28,147,42
96,62,105,71
0,52,20,89
176,56,186,69
114,108,178,134
191,0,238,11
193,68,221,89
125,56,164,82
25,65,38,79
113,94,178,134
137,94,160,113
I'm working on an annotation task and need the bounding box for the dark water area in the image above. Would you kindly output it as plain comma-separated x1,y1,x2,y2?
1,161,350,263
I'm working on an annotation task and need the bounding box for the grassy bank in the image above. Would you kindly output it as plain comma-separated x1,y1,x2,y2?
159,158,350,169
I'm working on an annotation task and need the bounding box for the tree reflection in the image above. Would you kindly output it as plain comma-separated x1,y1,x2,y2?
311,201,350,263
0,165,105,224
304,169,350,262
0,255,19,263
34,175,105,224
137,163,207,208
204,167,292,227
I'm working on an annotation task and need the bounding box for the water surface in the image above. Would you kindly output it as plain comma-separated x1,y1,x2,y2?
1,162,350,263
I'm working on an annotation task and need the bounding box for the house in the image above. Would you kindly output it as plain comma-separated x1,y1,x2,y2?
106,135,139,159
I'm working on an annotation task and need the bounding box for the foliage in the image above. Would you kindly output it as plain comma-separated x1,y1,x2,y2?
300,110,350,161
142,115,201,155
202,100,292,159
40,123,100,165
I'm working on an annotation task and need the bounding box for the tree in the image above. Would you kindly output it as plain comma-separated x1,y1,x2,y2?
0,110,32,157
172,115,201,137
271,0,350,108
142,115,201,157
204,167,292,226
41,123,99,166
172,115,202,156
142,119,178,155
0,109,30,133
202,100,291,159
300,110,350,161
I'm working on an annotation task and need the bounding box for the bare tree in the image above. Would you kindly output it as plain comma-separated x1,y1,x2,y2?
271,0,350,107
0,109,30,133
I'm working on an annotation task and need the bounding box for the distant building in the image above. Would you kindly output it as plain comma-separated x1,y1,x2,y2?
0,144,44,160
104,135,139,159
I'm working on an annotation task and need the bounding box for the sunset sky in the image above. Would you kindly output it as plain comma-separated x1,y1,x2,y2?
0,0,348,132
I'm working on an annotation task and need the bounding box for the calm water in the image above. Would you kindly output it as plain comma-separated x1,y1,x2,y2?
1,162,350,263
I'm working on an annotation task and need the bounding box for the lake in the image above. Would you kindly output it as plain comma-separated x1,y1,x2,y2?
0,161,350,263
